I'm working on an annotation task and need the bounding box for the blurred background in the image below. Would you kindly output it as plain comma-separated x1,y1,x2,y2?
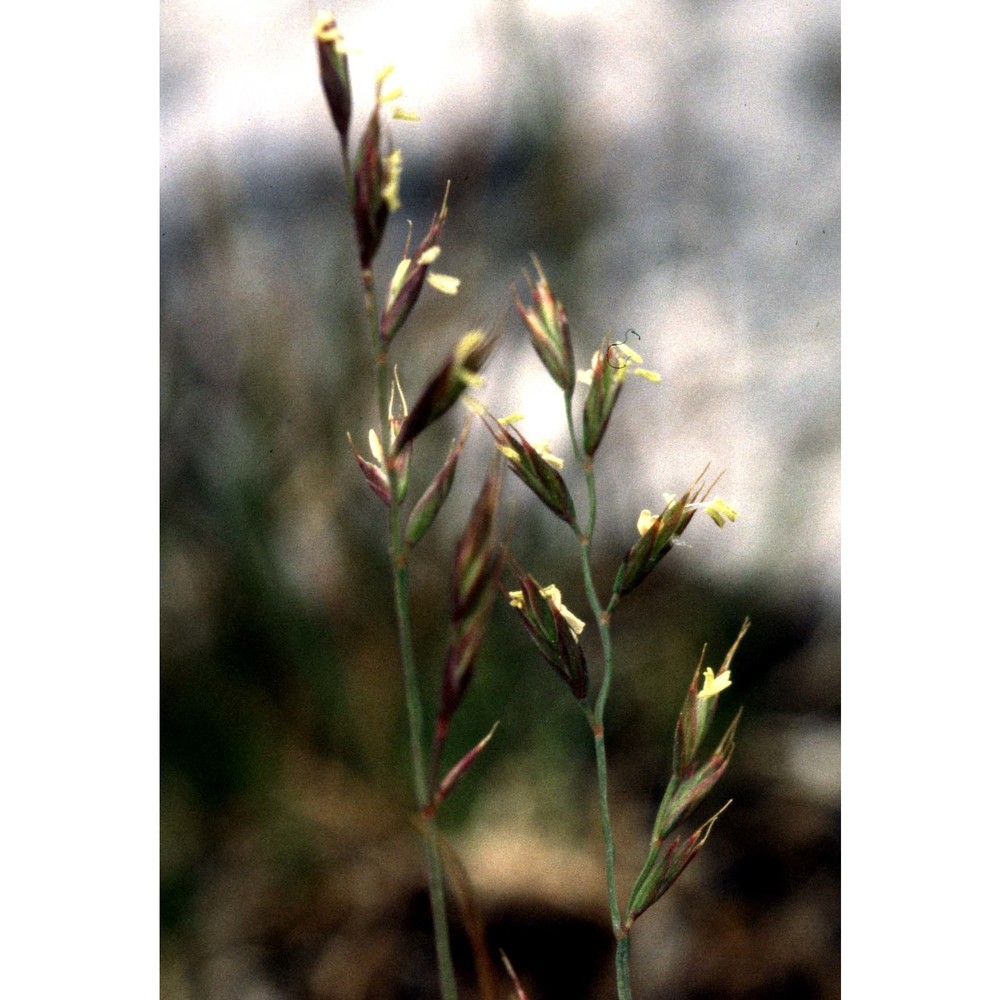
161,1,840,997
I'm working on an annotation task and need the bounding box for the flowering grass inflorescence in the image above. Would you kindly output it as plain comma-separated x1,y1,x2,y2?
315,13,505,1000
484,257,749,999
316,11,750,998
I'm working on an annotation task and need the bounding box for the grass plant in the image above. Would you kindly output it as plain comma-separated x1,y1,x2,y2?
314,12,750,997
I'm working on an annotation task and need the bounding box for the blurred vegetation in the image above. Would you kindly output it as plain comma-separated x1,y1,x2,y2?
161,12,838,998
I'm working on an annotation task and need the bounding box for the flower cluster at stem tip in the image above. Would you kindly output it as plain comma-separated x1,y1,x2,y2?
637,492,739,537
496,414,565,469
578,343,662,385
697,665,733,700
508,584,586,641
367,366,408,470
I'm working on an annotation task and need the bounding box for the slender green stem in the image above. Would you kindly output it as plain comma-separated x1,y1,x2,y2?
388,558,427,797
582,702,622,930
362,269,458,1000
615,934,634,999
423,825,457,998
389,542,458,1000
565,389,633,998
